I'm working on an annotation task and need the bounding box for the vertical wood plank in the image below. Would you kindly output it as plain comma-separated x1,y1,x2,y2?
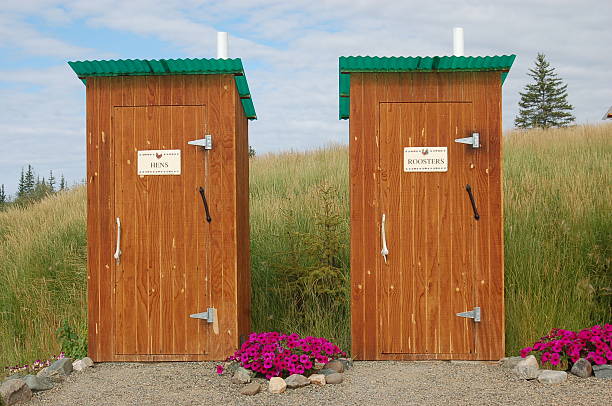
436,74,453,354
170,77,187,354
485,72,505,359
207,75,225,358
158,78,173,354
86,77,99,360
183,76,202,355
220,75,238,355
349,74,365,359
361,74,379,360
145,77,162,355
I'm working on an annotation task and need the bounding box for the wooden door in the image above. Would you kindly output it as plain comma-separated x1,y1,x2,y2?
379,102,482,356
112,105,211,356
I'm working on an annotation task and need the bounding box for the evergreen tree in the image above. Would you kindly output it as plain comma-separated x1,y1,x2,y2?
48,170,56,192
17,168,26,198
23,165,35,195
59,174,66,191
0,184,6,204
515,53,575,129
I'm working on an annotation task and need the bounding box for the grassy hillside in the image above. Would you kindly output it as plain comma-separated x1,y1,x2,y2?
1,124,610,369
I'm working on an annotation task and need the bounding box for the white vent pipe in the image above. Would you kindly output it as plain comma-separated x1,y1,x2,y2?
217,32,229,59
453,27,464,56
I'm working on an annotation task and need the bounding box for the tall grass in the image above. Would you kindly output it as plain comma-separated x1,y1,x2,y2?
504,124,611,354
0,187,87,369
0,124,609,369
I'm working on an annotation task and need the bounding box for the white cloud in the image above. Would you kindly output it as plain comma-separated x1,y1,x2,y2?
0,0,611,193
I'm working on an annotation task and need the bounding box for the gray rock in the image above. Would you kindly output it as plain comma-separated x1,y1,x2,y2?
570,358,592,378
240,382,261,396
513,355,539,380
0,379,32,406
73,357,94,372
38,358,74,382
231,367,252,384
268,377,286,394
37,367,66,383
325,373,344,384
500,356,523,369
48,358,73,375
338,358,353,370
285,374,310,389
3,375,23,382
23,375,54,392
323,360,344,373
593,364,612,379
319,368,338,376
537,370,567,384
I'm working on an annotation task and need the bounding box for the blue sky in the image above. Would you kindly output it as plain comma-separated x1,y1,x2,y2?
1,0,610,195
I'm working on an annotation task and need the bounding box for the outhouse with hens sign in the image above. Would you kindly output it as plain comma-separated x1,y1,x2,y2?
69,57,255,362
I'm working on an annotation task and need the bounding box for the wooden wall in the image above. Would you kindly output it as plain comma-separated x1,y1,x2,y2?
86,74,250,361
349,71,505,360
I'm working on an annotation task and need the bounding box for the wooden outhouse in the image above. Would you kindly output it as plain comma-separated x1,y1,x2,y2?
69,58,256,361
339,55,515,360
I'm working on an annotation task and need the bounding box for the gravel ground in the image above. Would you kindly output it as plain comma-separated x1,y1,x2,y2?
30,361,611,406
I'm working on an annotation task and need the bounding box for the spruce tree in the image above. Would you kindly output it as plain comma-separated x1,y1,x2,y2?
0,184,6,204
48,170,56,192
23,165,35,194
515,53,575,129
59,174,66,191
17,168,25,198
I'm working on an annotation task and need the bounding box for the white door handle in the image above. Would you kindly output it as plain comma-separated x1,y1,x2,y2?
381,214,389,263
113,217,122,263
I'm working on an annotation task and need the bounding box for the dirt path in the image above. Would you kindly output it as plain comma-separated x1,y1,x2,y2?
30,361,611,405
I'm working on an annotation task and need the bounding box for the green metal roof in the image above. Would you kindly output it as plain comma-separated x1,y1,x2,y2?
68,57,256,120
338,55,516,119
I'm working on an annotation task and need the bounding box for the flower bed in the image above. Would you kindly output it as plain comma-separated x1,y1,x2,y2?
520,324,612,368
223,332,346,379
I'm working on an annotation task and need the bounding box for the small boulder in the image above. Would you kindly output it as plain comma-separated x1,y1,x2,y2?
499,356,523,369
37,367,65,384
23,375,54,392
240,382,261,396
3,375,24,382
73,357,94,372
323,360,344,373
319,368,337,376
309,374,326,386
0,379,32,406
285,374,310,389
537,370,567,384
570,358,592,378
325,373,344,384
513,355,539,380
593,364,612,379
231,367,253,385
338,357,353,370
48,358,73,375
268,377,286,394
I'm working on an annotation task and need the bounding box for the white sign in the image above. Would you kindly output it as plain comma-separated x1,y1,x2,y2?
404,147,448,172
137,149,181,175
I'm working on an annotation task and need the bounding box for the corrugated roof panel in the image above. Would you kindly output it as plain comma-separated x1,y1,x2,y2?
339,55,515,73
338,54,515,119
339,97,350,120
339,73,350,97
68,57,256,120
234,75,251,98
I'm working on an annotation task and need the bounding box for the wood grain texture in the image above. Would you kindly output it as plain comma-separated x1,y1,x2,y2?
349,71,504,360
86,74,250,361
